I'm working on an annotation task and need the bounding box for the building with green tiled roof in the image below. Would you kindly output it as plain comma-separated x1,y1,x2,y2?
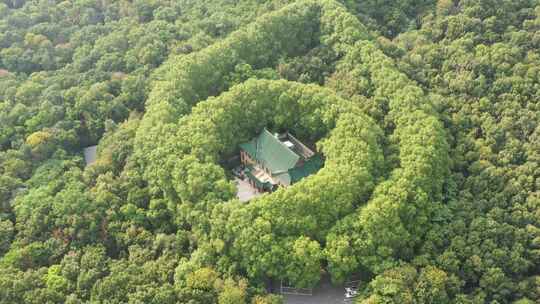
239,129,323,192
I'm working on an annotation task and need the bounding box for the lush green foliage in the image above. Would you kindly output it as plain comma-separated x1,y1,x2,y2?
164,79,384,288
0,0,539,303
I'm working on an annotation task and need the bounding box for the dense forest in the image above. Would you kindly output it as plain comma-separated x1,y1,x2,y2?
0,0,539,303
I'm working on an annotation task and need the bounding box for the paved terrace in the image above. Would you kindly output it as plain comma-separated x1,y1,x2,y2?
235,177,261,202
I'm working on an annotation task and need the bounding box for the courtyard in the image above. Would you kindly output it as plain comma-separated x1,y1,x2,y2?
235,177,261,202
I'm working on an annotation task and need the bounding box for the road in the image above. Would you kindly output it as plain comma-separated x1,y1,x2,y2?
283,277,349,304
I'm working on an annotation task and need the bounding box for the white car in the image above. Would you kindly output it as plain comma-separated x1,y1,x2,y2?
345,287,358,298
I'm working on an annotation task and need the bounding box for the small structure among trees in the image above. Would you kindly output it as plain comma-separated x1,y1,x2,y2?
239,129,323,192
83,145,97,166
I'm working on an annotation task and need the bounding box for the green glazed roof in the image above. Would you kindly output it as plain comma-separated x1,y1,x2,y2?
288,154,324,183
239,129,300,174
